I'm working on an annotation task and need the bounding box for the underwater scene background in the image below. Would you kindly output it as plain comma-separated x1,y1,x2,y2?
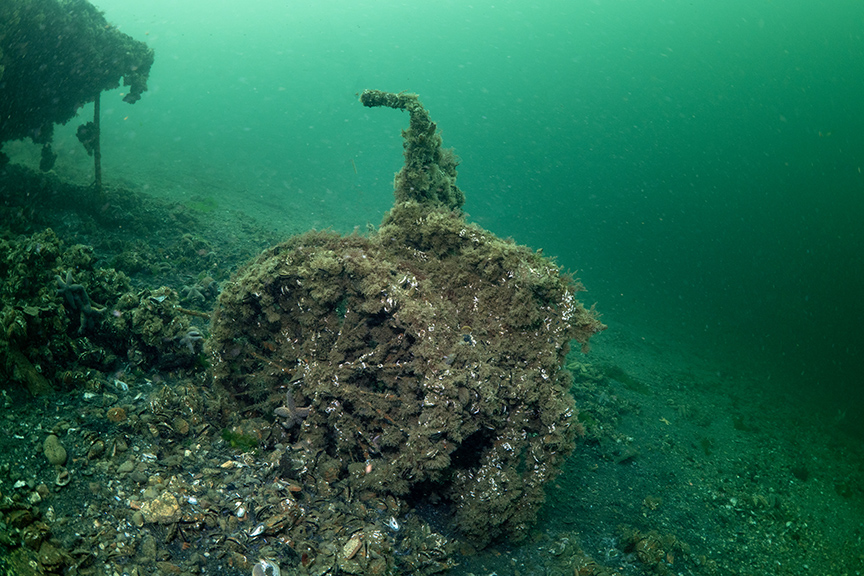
25,0,864,423
2,0,863,575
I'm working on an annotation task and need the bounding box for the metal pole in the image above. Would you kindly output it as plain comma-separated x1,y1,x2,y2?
94,92,103,199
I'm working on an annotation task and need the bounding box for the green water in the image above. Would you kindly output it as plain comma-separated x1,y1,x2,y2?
49,0,864,431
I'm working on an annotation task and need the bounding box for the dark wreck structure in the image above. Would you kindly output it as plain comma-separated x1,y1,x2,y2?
210,90,605,572
0,0,154,191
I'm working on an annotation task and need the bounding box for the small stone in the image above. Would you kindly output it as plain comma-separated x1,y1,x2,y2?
368,556,388,575
130,471,149,484
38,541,67,569
36,484,50,499
106,407,127,423
132,511,145,527
114,437,128,452
156,561,183,574
138,534,157,572
139,535,157,561
172,417,190,436
43,435,67,466
118,460,135,473
161,454,182,468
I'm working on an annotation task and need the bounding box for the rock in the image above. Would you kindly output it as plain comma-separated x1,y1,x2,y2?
139,492,181,524
7,508,34,529
139,535,157,561
130,471,149,484
21,523,46,550
172,417,189,435
38,541,67,571
106,406,127,423
156,561,183,574
114,436,128,452
43,435,67,466
87,440,105,460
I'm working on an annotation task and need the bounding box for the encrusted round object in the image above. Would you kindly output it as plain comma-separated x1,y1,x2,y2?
212,202,604,545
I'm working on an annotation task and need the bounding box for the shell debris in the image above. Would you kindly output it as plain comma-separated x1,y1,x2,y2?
251,559,280,576
341,532,364,560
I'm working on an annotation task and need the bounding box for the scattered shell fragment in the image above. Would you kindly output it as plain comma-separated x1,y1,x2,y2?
341,533,363,560
55,467,70,487
251,559,281,576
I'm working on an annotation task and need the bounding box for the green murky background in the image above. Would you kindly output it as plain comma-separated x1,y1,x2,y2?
41,0,864,434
